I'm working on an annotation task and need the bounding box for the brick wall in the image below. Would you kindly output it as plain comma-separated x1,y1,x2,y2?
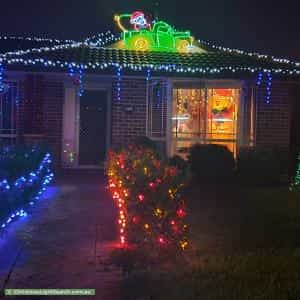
111,77,147,147
16,73,296,169
42,78,64,168
18,74,64,168
255,80,291,150
18,74,44,135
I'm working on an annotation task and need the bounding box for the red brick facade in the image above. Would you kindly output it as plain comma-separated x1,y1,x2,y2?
13,73,296,168
111,77,147,147
256,81,291,150
18,74,64,168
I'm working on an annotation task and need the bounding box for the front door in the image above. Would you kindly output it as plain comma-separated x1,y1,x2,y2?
79,90,107,166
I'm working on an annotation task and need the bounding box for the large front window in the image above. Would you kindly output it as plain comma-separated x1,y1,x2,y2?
172,88,240,155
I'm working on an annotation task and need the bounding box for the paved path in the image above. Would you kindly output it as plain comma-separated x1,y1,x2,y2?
0,173,121,300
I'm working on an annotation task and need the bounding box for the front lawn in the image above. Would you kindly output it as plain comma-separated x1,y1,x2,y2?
188,184,300,254
122,184,300,300
109,140,300,299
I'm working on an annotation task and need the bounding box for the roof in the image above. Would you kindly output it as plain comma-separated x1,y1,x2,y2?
1,33,300,78
0,36,76,56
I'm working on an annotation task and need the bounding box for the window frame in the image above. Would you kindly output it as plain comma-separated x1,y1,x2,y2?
0,81,19,143
169,79,248,157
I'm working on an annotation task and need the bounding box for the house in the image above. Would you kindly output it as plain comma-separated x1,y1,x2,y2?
0,11,300,169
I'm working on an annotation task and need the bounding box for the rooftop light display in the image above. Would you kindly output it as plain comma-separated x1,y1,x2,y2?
114,11,194,52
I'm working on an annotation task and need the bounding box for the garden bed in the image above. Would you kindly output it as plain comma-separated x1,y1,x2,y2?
0,145,53,229
117,184,300,299
107,140,300,299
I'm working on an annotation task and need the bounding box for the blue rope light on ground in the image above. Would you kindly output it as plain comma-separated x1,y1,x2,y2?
0,153,54,230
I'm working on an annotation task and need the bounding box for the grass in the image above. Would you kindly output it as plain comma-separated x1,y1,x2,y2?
122,183,300,299
188,184,300,253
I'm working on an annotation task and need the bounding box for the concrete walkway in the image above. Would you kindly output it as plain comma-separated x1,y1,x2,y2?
0,173,121,300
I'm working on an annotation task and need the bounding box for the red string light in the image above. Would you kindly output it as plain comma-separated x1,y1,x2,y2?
107,146,189,251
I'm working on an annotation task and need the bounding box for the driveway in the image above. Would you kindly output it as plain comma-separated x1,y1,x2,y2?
0,173,121,299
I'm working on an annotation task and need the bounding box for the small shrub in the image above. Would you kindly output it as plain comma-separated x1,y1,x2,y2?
107,141,189,269
169,155,187,170
188,144,235,183
0,144,53,224
237,147,281,185
132,136,160,156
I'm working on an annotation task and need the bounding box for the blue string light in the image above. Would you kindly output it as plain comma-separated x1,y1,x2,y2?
0,63,4,93
256,72,273,104
78,65,84,97
68,64,84,97
0,152,54,230
116,66,122,101
265,72,272,104
256,72,263,86
146,68,151,81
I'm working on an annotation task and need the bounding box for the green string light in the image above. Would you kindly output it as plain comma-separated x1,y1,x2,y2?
290,151,300,192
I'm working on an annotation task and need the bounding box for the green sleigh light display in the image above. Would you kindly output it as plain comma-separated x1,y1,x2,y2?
114,11,194,52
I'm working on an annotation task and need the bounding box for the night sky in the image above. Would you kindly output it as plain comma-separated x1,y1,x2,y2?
0,0,299,59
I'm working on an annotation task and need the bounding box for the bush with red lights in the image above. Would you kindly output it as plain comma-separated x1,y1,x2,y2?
107,141,189,259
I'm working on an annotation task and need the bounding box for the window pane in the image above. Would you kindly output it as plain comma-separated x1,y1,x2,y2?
206,88,239,140
172,87,240,156
172,89,205,139
206,88,239,155
148,80,167,138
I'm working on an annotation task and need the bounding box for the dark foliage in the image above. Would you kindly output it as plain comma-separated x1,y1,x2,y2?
188,144,235,183
237,147,282,185
0,144,52,224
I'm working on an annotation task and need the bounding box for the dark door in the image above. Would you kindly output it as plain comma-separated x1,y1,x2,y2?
79,90,108,165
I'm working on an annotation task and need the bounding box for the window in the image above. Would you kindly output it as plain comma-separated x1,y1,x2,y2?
147,79,167,139
172,88,240,155
0,82,18,142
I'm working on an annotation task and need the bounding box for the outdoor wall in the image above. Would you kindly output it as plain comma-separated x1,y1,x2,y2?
18,74,64,169
111,77,147,147
255,80,291,151
15,73,296,169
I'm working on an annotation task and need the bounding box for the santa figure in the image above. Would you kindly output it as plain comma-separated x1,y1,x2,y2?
130,11,151,31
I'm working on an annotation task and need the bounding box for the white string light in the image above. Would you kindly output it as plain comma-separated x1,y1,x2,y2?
0,34,298,76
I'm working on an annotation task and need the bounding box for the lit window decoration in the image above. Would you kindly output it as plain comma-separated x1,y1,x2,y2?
0,152,54,230
114,12,194,52
68,64,85,96
116,66,122,101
